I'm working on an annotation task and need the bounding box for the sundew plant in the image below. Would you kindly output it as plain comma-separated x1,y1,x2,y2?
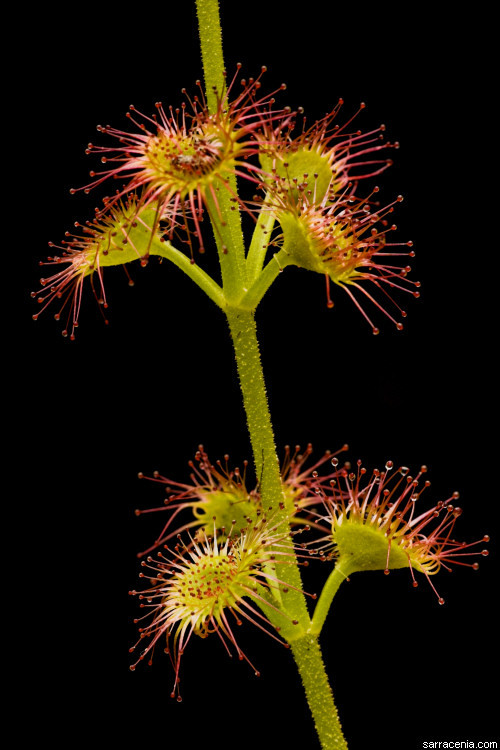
32,2,493,748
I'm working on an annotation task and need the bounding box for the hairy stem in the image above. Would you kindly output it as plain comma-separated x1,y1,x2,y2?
196,2,348,747
204,189,246,303
196,0,247,301
150,235,225,308
310,564,350,636
290,635,348,750
240,248,292,310
195,0,225,115
225,307,308,623
246,196,276,283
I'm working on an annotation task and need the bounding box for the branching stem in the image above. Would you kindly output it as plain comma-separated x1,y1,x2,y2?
195,2,348,747
150,234,225,308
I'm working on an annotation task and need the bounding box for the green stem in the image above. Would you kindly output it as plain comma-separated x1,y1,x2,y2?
290,635,348,750
310,563,351,636
204,189,246,304
225,266,348,750
224,307,288,513
195,3,347,747
195,0,225,115
196,0,247,302
149,236,225,309
225,307,308,624
246,196,276,283
240,248,292,310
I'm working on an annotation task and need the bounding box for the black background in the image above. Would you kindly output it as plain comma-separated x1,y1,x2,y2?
14,1,498,748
